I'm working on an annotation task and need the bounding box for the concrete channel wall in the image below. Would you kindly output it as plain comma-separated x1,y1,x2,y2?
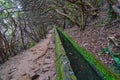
56,28,120,80
55,29,77,80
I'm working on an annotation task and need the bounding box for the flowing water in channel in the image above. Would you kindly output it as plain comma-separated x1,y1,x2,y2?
58,33,104,80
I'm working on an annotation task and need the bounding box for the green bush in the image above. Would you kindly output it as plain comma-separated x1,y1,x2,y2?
28,41,36,48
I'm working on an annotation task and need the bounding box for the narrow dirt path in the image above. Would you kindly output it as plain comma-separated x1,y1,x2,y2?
0,29,56,80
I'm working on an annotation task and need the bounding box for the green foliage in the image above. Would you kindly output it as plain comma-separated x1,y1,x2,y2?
0,0,21,19
106,0,118,22
18,43,24,49
101,47,120,66
107,5,117,22
101,48,110,54
0,12,8,19
0,0,12,9
28,41,36,48
97,0,104,6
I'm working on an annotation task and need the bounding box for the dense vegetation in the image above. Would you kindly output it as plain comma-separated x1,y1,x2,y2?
0,0,120,63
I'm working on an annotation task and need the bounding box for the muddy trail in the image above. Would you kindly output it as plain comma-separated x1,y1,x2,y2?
0,29,56,80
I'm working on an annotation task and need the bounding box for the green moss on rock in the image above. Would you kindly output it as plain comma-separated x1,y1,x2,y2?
55,29,77,80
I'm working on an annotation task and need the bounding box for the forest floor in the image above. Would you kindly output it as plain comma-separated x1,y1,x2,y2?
0,29,56,80
65,25,120,65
